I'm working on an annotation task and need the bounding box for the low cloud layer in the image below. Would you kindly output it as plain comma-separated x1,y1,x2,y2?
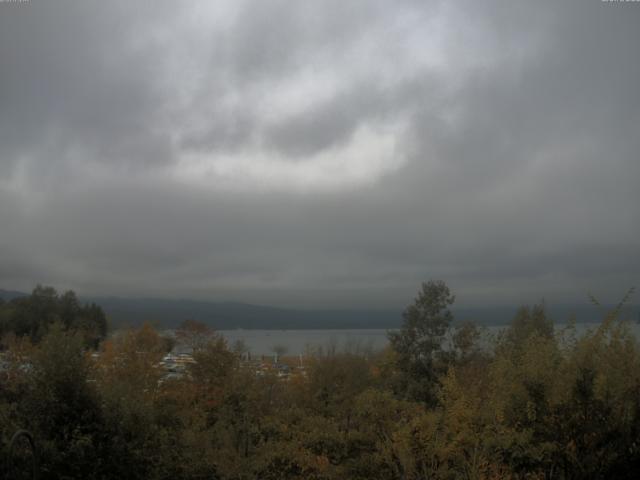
1,0,638,308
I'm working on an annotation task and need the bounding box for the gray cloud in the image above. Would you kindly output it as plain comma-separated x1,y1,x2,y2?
0,0,638,309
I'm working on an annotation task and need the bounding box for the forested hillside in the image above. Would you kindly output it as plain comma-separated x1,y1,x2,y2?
0,282,639,479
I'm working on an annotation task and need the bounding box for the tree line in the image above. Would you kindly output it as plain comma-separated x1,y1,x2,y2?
0,285,107,347
0,282,639,479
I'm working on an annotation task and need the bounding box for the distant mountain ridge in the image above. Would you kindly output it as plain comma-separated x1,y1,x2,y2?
2,288,638,329
86,296,401,330
0,289,28,301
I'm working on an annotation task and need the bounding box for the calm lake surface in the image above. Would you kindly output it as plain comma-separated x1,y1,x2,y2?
219,322,640,356
219,329,389,356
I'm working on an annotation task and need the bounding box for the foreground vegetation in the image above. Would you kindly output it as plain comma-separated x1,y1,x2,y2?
1,283,639,479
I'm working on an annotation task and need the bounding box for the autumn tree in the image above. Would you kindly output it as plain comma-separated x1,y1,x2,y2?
189,335,237,389
23,323,103,478
91,323,169,478
175,319,216,353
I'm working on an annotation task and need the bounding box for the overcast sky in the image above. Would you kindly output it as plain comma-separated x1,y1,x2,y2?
1,0,638,308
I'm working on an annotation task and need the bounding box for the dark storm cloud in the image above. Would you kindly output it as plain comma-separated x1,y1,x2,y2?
0,0,638,308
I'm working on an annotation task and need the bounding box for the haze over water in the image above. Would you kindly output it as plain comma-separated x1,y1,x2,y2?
220,322,640,356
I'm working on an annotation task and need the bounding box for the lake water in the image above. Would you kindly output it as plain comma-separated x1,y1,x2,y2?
219,322,640,356
219,329,390,356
